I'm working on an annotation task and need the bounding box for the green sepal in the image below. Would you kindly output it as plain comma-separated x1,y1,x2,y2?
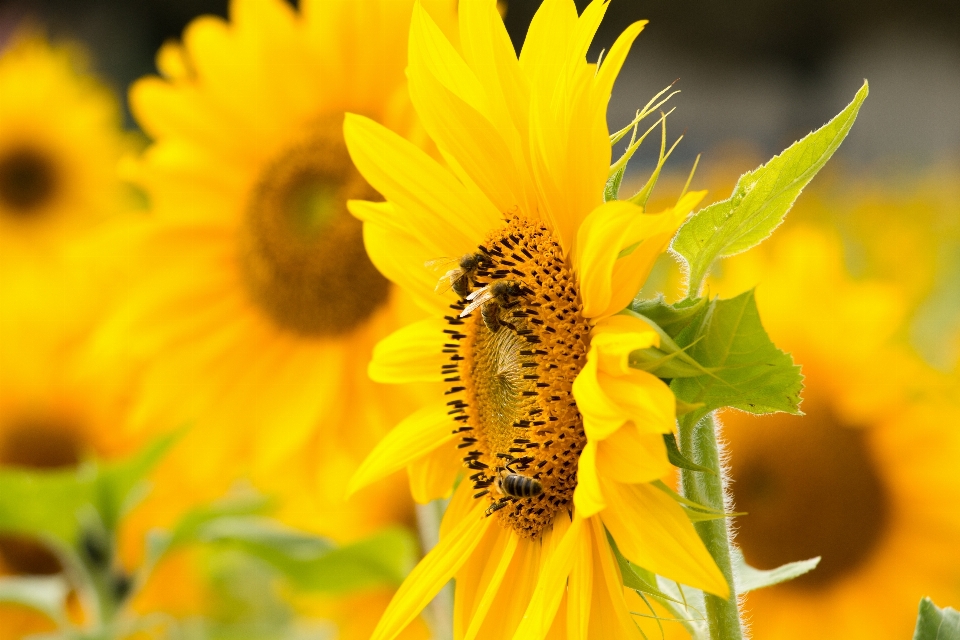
621,308,718,380
672,81,869,293
731,548,819,593
651,480,741,522
663,433,716,476
605,164,626,202
670,290,803,418
914,597,960,640
631,295,708,337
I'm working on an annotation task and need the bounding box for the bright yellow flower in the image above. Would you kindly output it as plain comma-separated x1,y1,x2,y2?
0,32,130,262
86,0,455,550
709,226,960,639
344,1,727,638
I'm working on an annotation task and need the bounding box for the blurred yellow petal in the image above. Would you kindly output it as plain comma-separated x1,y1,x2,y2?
349,403,457,496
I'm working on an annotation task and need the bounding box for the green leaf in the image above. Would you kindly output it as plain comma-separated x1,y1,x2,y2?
663,434,716,476
197,516,334,562
670,290,803,417
0,575,69,624
94,431,180,531
145,490,272,566
630,296,708,338
0,465,93,545
672,82,869,293
199,519,418,595
731,548,819,593
914,597,960,640
277,526,418,593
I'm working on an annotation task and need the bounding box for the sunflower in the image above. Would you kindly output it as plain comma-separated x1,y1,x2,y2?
85,0,458,548
343,1,728,638
0,32,131,263
708,226,960,639
0,262,231,636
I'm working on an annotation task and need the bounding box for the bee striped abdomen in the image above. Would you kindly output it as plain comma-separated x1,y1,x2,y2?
501,473,543,498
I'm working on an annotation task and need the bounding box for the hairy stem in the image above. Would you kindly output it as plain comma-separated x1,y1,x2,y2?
678,412,744,640
415,499,453,640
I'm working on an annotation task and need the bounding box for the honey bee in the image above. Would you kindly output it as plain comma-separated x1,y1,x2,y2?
461,280,525,332
497,460,543,499
425,253,484,298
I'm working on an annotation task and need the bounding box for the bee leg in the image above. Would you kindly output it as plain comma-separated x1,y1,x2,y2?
485,498,509,516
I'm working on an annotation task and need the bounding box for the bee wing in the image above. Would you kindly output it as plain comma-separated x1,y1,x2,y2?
460,285,493,317
433,268,462,294
424,257,458,270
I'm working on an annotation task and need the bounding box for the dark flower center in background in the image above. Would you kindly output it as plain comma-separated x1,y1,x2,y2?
0,419,83,575
0,146,59,216
725,400,890,589
240,115,390,338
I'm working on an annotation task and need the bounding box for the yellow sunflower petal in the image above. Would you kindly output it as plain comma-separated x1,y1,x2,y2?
463,532,520,640
407,44,522,217
597,423,672,485
408,437,461,503
369,318,448,384
589,518,646,640
600,479,729,597
512,515,585,640
409,0,489,117
457,0,529,161
371,502,493,640
571,354,625,441
605,191,706,318
573,441,606,517
362,222,450,316
566,522,594,640
590,314,660,376
599,369,676,434
348,403,457,496
343,113,499,255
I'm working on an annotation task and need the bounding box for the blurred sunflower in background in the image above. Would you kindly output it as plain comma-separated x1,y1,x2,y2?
82,0,455,637
0,32,132,264
708,224,960,639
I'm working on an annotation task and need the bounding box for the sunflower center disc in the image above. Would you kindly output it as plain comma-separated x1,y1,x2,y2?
446,216,589,538
0,419,83,574
726,400,890,588
0,145,58,216
241,116,390,337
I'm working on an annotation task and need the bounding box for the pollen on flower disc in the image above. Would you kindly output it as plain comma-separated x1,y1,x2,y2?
725,400,891,588
240,114,390,337
446,216,589,538
0,145,59,216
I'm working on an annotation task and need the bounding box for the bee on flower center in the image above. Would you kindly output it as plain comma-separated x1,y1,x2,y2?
426,251,486,299
442,216,589,538
462,279,528,333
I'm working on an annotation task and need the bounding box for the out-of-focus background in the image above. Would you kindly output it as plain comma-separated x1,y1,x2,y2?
3,0,959,169
0,1,958,639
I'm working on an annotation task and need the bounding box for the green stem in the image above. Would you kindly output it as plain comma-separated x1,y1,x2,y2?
415,499,453,640
677,412,743,640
